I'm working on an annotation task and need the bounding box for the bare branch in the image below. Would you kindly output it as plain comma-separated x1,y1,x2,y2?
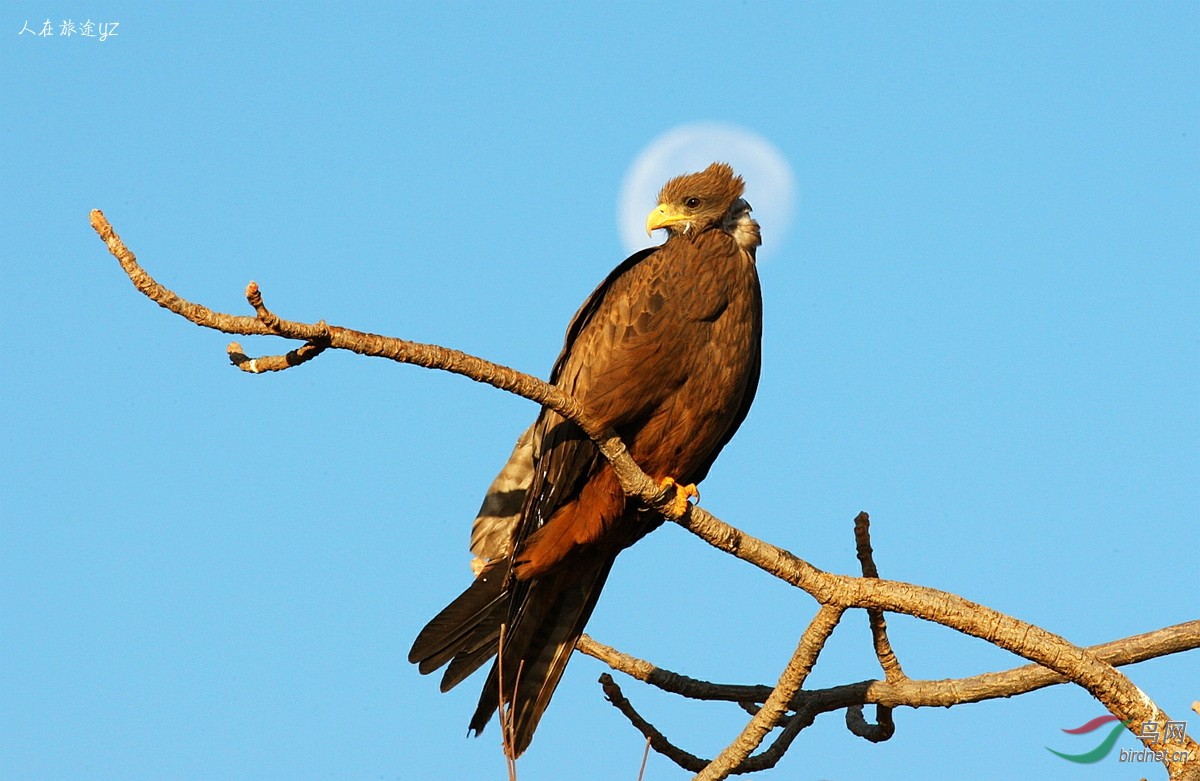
672,507,1199,775
598,676,819,776
853,512,905,686
585,622,1198,772
849,512,903,746
712,606,843,777
90,210,597,424
600,673,708,772
225,282,333,372
88,210,681,522
227,339,328,373
578,636,767,704
582,622,1200,710
91,211,1200,779
845,704,895,743
696,605,845,781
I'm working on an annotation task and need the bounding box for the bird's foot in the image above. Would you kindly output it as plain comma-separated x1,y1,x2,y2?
657,476,699,517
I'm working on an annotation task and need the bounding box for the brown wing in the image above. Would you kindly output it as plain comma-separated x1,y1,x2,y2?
549,247,660,382
511,246,674,542
461,247,663,577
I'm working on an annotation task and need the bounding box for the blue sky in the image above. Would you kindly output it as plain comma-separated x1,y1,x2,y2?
2,3,1197,780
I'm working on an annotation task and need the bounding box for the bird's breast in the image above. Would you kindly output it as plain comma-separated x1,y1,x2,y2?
626,246,761,480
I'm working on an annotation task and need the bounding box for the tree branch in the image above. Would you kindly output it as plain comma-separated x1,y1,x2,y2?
580,620,1200,714
89,210,693,519
848,512,901,743
672,507,1198,776
600,673,709,772
696,605,845,780
91,211,1200,780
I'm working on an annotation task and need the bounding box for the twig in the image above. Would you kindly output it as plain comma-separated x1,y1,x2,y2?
853,512,905,683
599,669,823,776
578,636,768,703
636,735,652,781
226,282,331,372
600,674,708,772
849,513,901,742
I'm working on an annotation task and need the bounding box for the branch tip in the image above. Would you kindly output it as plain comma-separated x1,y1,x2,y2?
89,209,111,237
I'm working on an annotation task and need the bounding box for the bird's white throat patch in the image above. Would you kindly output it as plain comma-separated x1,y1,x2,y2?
724,198,761,252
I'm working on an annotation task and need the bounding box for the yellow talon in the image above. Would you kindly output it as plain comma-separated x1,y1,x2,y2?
658,476,700,517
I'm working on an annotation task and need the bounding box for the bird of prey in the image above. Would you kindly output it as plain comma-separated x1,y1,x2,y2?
409,162,763,758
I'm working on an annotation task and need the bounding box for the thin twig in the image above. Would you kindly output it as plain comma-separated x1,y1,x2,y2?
636,735,652,781
226,282,331,372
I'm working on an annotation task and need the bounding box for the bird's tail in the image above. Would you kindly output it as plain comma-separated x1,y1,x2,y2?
409,558,512,691
409,547,615,759
471,547,615,758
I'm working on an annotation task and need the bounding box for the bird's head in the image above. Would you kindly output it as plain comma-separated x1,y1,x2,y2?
645,162,760,251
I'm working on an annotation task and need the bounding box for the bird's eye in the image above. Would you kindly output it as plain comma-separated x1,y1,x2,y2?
685,197,701,209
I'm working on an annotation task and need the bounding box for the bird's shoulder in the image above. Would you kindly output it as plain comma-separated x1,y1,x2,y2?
549,246,661,383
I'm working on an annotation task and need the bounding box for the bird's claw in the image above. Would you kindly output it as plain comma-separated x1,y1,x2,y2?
657,476,699,517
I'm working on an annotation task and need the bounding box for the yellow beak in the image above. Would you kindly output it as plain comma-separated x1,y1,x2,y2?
645,203,688,235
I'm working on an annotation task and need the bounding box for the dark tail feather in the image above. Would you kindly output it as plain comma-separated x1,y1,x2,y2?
468,549,616,758
409,561,510,683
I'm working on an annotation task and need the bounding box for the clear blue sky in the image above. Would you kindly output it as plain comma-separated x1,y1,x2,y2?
2,3,1197,780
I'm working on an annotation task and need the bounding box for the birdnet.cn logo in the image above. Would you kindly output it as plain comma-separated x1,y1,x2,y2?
1046,715,1193,765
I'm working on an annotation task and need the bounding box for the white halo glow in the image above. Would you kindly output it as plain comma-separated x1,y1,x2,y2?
618,123,796,259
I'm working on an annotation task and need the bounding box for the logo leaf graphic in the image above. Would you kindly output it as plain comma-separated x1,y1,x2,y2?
1061,714,1121,735
1047,719,1130,764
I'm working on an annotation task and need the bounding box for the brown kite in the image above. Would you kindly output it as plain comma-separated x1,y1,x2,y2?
409,162,763,757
